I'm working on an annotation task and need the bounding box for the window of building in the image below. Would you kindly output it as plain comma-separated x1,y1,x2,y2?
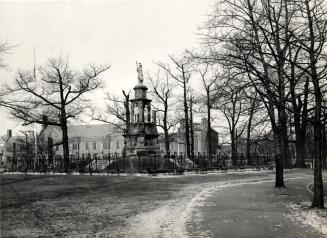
93,142,96,150
103,141,110,150
56,145,59,151
73,143,78,151
103,141,107,150
86,142,89,150
116,141,120,149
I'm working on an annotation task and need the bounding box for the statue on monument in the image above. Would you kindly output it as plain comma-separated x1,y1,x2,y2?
134,104,139,122
144,106,150,123
136,62,143,84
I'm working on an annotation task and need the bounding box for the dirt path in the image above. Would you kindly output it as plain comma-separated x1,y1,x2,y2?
123,177,276,237
124,174,327,238
124,183,205,238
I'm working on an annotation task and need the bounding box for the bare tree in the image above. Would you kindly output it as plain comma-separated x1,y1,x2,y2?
296,0,327,208
201,0,296,186
198,63,219,156
156,55,193,158
0,41,16,107
189,95,195,157
201,0,326,203
92,90,130,133
214,69,247,165
146,69,177,154
0,41,14,70
7,56,110,172
243,90,260,165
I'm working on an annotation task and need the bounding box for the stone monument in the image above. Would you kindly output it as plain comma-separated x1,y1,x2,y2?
123,62,160,158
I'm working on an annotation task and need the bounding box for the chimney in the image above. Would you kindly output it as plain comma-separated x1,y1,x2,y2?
7,129,12,139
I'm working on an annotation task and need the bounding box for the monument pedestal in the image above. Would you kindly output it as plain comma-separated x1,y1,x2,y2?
123,63,160,164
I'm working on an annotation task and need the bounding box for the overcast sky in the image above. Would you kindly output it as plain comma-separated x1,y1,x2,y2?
0,0,215,136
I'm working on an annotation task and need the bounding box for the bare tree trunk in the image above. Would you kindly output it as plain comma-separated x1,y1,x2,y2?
312,103,324,208
163,105,170,155
246,95,256,165
61,119,70,173
274,128,285,187
290,69,309,168
189,97,194,158
268,102,285,188
322,124,327,169
311,69,324,208
59,74,70,173
123,90,130,133
231,129,237,166
295,129,306,168
279,109,291,169
122,91,130,157
304,0,324,209
207,88,211,156
183,80,191,158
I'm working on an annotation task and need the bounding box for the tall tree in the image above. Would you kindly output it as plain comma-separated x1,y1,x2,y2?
189,96,195,157
156,55,193,158
201,0,297,186
7,57,110,172
244,90,260,165
146,69,177,155
199,64,219,156
214,69,247,165
297,0,326,208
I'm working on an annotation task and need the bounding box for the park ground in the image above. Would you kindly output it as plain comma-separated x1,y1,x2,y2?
0,169,326,237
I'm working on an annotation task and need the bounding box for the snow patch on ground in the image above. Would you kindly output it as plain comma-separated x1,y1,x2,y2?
124,174,316,237
124,185,200,238
124,177,284,238
286,202,327,237
124,183,223,238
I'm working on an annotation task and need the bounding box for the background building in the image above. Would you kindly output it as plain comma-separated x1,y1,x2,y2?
41,124,125,157
0,129,35,168
159,118,219,155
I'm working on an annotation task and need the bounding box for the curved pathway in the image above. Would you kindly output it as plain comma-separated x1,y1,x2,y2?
125,172,327,238
186,176,325,238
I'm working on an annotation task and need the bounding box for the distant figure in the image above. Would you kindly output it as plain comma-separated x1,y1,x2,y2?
136,62,143,84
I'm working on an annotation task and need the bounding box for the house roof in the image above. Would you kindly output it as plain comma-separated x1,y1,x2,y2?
68,124,117,137
6,136,25,144
41,124,121,140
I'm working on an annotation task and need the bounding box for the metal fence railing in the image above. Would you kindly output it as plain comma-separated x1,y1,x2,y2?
3,152,275,174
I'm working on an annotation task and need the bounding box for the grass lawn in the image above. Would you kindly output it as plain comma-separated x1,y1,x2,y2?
0,169,323,237
1,174,188,237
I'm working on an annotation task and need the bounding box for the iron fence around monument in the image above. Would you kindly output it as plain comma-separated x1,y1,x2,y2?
3,151,275,174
